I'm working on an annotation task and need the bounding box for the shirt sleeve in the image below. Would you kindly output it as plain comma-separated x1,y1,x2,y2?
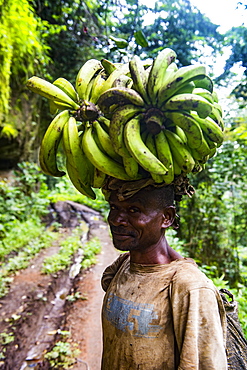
170,283,227,370
101,252,129,292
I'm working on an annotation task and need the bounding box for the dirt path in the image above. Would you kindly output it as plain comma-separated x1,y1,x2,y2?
66,220,119,370
0,205,119,370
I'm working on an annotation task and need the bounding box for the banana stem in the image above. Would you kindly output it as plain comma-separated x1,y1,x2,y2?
144,107,165,135
74,101,100,122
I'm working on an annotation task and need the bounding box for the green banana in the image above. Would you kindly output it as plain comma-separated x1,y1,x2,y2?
154,130,174,184
81,124,134,181
53,77,79,103
164,128,195,174
97,115,110,131
193,75,213,93
214,102,223,117
92,119,122,162
52,99,79,111
122,156,140,179
164,111,204,149
212,91,219,103
174,125,188,144
112,74,133,89
145,133,164,183
175,81,195,95
190,147,209,163
89,72,107,104
109,104,145,157
173,156,182,176
49,100,59,115
129,55,151,104
191,133,212,157
97,87,145,116
63,116,95,190
163,93,213,119
85,75,95,102
208,144,217,159
166,62,179,73
190,112,224,146
101,59,119,75
93,167,107,188
193,87,214,104
66,159,96,199
209,105,224,131
99,63,130,94
39,109,70,177
124,114,168,175
157,64,206,107
147,48,177,105
75,59,103,101
27,76,80,110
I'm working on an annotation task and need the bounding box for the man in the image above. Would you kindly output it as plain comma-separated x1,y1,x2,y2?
101,177,227,370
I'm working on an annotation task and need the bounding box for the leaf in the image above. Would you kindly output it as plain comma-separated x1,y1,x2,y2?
109,35,128,49
134,30,149,47
0,124,19,139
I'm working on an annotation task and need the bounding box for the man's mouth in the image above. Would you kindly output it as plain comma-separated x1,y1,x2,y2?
110,227,136,240
112,232,133,240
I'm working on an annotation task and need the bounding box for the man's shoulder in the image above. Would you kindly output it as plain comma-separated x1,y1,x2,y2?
170,258,216,293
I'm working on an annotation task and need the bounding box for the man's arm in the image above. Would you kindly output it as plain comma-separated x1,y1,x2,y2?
171,286,227,370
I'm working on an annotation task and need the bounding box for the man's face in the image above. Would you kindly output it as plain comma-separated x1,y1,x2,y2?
107,189,169,252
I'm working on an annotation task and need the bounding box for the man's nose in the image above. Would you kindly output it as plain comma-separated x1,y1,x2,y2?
109,211,128,226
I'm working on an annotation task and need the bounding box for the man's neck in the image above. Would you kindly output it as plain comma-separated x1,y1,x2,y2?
129,239,182,265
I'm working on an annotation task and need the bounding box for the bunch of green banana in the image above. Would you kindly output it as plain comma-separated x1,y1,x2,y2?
27,49,226,199
100,49,224,178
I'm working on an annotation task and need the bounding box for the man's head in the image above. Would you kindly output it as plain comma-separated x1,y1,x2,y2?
107,184,176,252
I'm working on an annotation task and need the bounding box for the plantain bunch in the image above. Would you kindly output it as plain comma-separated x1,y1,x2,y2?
26,49,225,199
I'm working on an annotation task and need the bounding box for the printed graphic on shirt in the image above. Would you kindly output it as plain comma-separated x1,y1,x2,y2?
103,292,162,338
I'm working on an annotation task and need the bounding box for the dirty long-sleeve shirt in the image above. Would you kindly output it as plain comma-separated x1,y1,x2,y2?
101,255,227,370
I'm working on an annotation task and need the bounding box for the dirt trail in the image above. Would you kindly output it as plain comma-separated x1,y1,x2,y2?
0,204,119,370
66,221,119,370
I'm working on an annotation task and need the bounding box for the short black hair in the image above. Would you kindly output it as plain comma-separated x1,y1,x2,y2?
140,184,175,209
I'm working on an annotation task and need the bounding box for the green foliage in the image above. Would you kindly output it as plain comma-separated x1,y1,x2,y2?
0,332,15,346
177,139,247,287
42,227,85,274
216,24,247,97
166,228,190,258
0,162,50,234
44,339,80,369
66,291,87,302
31,0,106,81
0,124,18,140
104,0,222,65
0,219,49,261
0,0,50,123
42,225,101,274
143,0,222,65
0,223,57,297
81,237,102,269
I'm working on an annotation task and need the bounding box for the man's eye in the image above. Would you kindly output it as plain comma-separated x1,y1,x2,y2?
129,207,139,213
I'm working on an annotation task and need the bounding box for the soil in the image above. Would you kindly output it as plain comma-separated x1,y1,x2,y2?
0,203,119,370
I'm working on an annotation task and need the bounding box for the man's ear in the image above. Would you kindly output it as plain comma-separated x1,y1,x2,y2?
161,206,176,228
